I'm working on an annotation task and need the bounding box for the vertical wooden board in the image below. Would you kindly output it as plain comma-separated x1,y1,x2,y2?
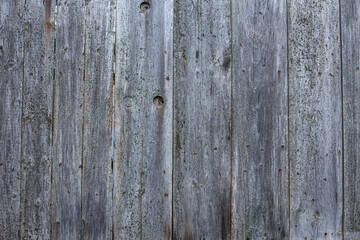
114,0,173,239
341,1,360,239
51,0,85,239
173,0,232,239
0,1,24,239
81,1,115,239
20,0,55,238
288,0,342,238
231,0,289,239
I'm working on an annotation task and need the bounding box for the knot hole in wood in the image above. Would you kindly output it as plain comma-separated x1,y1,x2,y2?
140,2,150,13
153,96,164,108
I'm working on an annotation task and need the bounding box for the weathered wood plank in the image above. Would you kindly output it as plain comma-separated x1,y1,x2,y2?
0,1,24,239
81,1,115,239
20,0,55,238
231,0,289,239
114,0,173,239
173,0,232,239
51,0,85,239
288,0,343,238
341,1,360,238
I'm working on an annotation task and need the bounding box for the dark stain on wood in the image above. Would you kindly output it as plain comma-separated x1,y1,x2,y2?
278,70,281,82
221,193,231,239
44,0,52,34
184,224,193,240
222,56,231,71
164,221,171,240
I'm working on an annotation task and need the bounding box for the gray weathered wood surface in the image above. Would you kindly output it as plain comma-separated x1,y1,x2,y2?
232,0,289,239
81,1,115,239
288,0,343,239
0,0,359,239
341,1,360,239
0,1,24,239
173,0,232,239
114,0,173,239
51,0,85,239
20,0,55,238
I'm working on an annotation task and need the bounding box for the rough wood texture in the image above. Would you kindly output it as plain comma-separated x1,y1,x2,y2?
114,0,173,238
288,0,343,238
0,1,24,239
2,1,360,239
231,0,289,239
173,0,232,239
20,0,55,238
81,1,115,239
51,0,85,239
341,1,360,239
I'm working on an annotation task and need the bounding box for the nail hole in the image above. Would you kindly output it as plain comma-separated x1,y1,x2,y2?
153,96,164,108
140,2,150,13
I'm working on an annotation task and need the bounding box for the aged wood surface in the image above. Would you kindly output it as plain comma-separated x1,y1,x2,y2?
173,0,232,239
341,1,360,239
51,0,85,239
0,1,24,239
231,0,289,239
80,1,115,239
288,0,343,238
2,1,360,239
20,0,55,238
114,0,173,239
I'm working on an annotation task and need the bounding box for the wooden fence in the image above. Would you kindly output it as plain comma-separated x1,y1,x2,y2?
0,0,359,239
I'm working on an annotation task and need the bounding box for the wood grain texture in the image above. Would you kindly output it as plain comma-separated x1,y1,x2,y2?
51,0,85,239
341,1,360,238
173,0,232,239
0,1,24,239
114,0,173,238
288,0,343,238
231,0,289,239
81,1,115,239
20,0,55,238
2,1,360,239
